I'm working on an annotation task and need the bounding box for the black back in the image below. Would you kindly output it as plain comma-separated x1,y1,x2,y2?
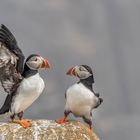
78,75,94,92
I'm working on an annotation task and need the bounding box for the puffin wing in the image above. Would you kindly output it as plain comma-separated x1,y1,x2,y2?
0,24,25,94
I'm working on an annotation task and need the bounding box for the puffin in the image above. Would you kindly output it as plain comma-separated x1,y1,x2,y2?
56,65,103,129
0,24,51,128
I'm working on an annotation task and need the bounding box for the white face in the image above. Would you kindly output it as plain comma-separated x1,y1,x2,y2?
26,56,44,70
75,65,92,79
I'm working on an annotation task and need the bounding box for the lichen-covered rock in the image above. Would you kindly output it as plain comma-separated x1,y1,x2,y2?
0,120,100,140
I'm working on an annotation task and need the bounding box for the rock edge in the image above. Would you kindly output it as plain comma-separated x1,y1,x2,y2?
0,120,100,140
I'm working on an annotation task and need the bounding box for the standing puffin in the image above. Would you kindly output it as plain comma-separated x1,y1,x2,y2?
0,24,51,128
56,65,103,129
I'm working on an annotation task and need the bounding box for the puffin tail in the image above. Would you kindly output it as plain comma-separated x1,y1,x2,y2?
0,94,12,115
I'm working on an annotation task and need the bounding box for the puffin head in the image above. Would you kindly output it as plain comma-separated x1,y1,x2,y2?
25,54,51,70
67,65,93,80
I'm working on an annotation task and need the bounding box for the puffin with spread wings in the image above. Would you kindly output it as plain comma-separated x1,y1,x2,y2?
56,65,103,129
0,24,51,128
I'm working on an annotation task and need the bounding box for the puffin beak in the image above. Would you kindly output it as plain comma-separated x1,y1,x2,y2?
66,67,77,76
40,58,51,69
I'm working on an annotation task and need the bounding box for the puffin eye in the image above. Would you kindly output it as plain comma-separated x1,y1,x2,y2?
79,66,84,71
35,58,38,61
79,66,86,71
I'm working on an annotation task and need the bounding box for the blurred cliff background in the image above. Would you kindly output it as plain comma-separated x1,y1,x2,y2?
0,0,139,139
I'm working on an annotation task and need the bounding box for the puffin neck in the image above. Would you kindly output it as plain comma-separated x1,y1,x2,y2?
22,64,38,78
78,75,94,91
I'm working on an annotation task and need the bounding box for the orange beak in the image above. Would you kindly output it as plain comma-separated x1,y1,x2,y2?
66,67,77,76
41,58,51,69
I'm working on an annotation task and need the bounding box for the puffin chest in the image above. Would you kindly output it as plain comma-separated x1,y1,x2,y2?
11,73,45,113
20,74,44,95
66,83,95,115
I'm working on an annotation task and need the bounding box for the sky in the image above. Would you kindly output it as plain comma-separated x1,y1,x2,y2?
0,0,140,139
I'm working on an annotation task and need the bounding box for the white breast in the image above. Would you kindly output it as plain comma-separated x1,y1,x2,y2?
65,83,98,117
11,73,45,114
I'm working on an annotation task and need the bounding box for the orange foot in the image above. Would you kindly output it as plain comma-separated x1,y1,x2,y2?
55,119,68,123
12,120,32,128
86,127,93,133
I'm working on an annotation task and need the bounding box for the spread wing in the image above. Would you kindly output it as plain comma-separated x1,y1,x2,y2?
0,24,25,94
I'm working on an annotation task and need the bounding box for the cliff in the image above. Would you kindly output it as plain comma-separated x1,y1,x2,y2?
0,120,100,140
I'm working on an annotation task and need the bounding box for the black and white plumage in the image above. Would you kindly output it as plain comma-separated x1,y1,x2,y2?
56,65,103,129
0,24,24,94
0,24,51,128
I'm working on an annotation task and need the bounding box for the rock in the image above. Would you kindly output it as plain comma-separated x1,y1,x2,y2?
0,120,100,140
